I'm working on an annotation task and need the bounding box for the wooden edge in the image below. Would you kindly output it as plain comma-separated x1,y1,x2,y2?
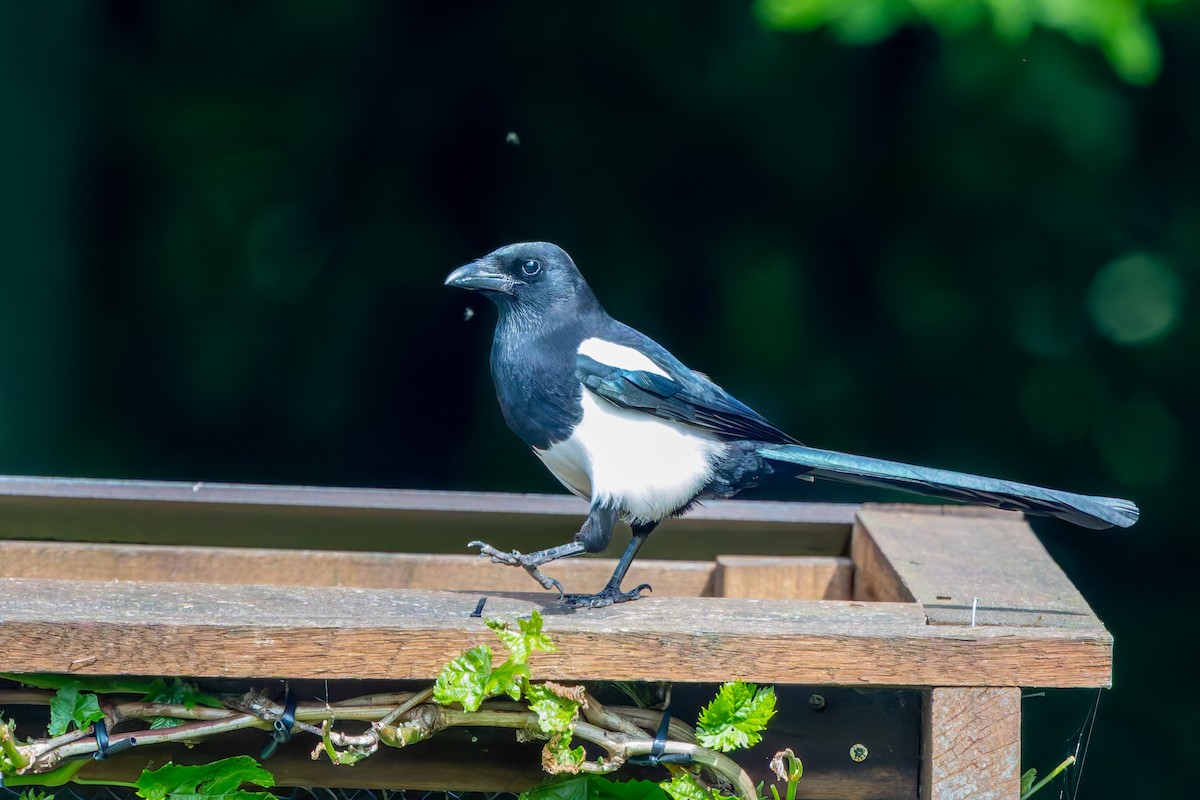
0,475,860,525
854,506,1110,629
0,540,717,598
850,517,915,603
715,555,853,600
922,687,1021,800
0,541,862,601
0,578,1114,687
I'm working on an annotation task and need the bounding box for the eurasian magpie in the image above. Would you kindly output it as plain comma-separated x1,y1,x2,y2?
446,242,1139,608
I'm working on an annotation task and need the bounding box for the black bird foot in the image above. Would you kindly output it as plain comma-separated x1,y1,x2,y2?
469,540,564,595
560,583,652,609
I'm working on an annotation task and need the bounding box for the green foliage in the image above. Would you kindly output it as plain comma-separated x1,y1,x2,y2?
768,749,803,800
1019,754,1076,799
489,613,557,663
525,683,583,735
520,776,665,800
1020,768,1037,795
2,675,161,694
47,684,105,737
17,792,55,800
755,0,1162,83
434,611,555,711
695,683,777,753
141,678,226,729
434,644,498,712
659,773,738,800
545,733,587,771
134,756,274,800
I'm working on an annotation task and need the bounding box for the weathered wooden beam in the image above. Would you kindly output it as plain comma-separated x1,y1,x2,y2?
0,578,1112,686
922,687,1021,800
855,505,1109,633
0,541,864,600
0,480,856,558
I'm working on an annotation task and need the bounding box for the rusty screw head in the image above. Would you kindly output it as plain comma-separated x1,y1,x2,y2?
850,743,868,762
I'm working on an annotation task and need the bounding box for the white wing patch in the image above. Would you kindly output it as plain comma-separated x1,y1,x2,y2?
578,337,671,378
535,390,728,525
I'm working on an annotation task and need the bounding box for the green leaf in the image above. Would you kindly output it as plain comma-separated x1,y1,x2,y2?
545,732,586,772
17,791,55,800
433,644,494,711
141,678,225,729
525,683,582,735
521,776,666,800
659,773,737,800
47,684,105,736
1020,768,1037,795
3,674,160,695
519,775,593,800
485,659,530,701
488,610,556,665
594,778,668,800
695,682,776,752
135,755,274,800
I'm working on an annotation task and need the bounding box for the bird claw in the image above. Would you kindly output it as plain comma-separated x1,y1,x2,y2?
560,583,652,609
469,541,564,596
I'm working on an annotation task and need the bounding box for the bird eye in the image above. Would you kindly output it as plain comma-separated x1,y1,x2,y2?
521,259,542,276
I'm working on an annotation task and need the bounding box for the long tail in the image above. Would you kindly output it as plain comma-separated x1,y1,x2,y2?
757,444,1139,530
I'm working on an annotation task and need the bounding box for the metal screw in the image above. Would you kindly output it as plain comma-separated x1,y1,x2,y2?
808,693,827,712
850,743,868,762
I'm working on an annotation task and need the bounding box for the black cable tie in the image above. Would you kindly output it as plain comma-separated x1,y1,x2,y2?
470,597,487,618
91,720,137,761
629,707,690,766
261,686,297,760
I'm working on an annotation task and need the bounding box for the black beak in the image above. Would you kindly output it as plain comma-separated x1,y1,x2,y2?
444,259,519,295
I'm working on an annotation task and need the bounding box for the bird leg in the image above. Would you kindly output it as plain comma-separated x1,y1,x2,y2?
560,522,657,608
469,503,619,597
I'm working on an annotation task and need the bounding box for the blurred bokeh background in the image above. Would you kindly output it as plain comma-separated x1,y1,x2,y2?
0,1,1192,795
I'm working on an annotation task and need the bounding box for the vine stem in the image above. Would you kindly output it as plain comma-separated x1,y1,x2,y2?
1,717,31,771
1021,754,1076,800
5,690,756,800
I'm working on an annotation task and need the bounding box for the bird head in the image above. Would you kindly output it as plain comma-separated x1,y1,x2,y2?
445,242,597,319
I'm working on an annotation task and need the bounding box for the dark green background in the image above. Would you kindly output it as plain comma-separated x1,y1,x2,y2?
0,2,1192,796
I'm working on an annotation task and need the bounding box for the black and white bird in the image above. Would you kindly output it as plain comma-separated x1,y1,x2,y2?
445,242,1139,608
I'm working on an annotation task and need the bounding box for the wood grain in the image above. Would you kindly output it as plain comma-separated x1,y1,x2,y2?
0,540,719,598
856,505,1109,632
0,541,859,601
923,687,1021,800
715,555,853,600
0,578,1111,686
0,482,855,557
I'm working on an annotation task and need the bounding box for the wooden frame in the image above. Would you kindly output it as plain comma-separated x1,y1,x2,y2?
0,479,1112,799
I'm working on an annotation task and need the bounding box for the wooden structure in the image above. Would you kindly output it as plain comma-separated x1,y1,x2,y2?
0,477,1113,799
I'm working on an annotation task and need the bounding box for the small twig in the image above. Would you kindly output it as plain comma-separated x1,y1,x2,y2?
580,693,650,739
378,686,434,727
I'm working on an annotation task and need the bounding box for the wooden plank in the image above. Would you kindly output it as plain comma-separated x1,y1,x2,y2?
0,578,1112,686
715,555,853,600
855,505,1109,632
0,477,859,524
922,687,1021,800
0,540,717,598
0,483,854,558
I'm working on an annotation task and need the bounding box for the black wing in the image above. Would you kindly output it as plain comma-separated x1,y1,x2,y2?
575,334,798,445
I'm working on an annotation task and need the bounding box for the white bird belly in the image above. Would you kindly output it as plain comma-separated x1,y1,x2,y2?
534,390,728,523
